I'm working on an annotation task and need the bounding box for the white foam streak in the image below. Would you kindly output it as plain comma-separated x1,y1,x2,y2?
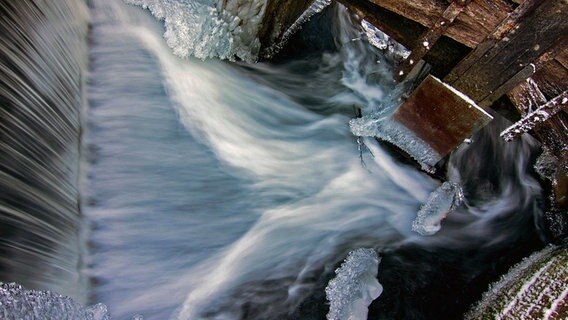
121,11,434,319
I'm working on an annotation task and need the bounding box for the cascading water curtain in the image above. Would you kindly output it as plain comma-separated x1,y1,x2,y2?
0,0,90,302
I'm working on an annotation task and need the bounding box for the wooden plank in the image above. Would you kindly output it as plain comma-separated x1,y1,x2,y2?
256,0,313,55
366,0,513,48
449,0,568,103
533,58,568,98
444,0,544,84
335,0,421,49
396,0,471,81
337,0,472,78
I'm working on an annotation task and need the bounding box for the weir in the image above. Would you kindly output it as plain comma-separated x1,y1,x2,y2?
0,0,89,301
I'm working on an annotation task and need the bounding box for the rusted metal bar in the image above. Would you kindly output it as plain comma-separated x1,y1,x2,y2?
501,90,568,141
396,0,471,81
392,74,493,165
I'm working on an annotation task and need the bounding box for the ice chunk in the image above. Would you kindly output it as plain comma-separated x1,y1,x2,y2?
262,0,332,58
412,181,464,236
125,0,261,62
350,115,440,173
0,283,143,320
361,20,410,59
325,249,382,320
0,283,109,320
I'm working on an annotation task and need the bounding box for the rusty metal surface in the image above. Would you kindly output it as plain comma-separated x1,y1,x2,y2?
393,75,493,160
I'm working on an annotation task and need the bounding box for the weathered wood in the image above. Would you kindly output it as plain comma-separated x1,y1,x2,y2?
395,0,471,81
337,0,471,78
448,0,568,103
477,34,568,108
365,0,513,48
508,79,568,172
532,47,568,98
445,0,546,84
501,90,568,141
336,0,420,49
253,0,313,55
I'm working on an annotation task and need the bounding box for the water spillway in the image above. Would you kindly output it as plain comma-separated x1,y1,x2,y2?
0,0,89,301
0,0,556,319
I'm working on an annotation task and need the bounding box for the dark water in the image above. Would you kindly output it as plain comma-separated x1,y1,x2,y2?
0,0,547,319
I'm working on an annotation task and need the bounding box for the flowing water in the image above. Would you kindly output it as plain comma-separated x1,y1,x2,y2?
0,0,548,319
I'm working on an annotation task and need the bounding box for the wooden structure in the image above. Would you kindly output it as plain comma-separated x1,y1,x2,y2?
337,0,568,220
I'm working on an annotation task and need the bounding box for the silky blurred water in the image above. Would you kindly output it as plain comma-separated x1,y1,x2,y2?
0,0,546,319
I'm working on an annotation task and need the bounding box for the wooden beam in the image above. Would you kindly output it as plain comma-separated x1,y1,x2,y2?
507,79,568,172
501,90,568,141
365,0,513,48
447,0,568,103
337,0,472,78
395,0,471,81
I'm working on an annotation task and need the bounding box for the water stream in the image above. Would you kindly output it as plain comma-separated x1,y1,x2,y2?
0,0,547,319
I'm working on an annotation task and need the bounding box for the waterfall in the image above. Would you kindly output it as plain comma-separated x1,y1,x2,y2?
0,0,90,302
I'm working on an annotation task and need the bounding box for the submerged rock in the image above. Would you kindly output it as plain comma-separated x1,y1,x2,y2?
466,246,568,320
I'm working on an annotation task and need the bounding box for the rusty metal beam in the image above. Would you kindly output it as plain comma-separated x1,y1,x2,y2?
392,75,493,164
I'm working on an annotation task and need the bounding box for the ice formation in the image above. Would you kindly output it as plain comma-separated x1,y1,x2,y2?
0,283,111,320
412,181,464,236
125,0,264,61
361,20,410,59
350,114,441,172
262,0,332,58
325,249,382,320
466,246,568,320
0,283,144,320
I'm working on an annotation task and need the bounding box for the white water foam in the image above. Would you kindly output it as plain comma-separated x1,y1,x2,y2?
82,1,545,319
108,4,436,318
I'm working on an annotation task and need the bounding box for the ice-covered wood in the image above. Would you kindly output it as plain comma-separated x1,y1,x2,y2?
466,246,568,320
501,91,568,141
508,79,568,172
